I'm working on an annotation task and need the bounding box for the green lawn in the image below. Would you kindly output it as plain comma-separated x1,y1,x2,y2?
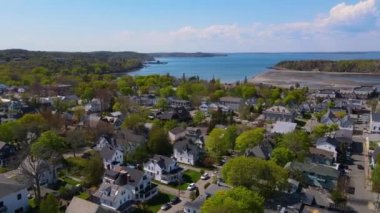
77,192,90,200
60,176,82,186
177,170,201,190
145,193,172,212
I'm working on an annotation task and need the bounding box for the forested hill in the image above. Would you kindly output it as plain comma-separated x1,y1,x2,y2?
149,52,227,57
0,49,153,74
274,60,380,73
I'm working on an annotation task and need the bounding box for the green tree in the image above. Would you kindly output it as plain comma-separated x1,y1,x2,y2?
193,111,205,125
156,98,169,110
39,194,59,213
278,130,311,161
84,153,105,186
31,130,66,161
222,156,288,197
148,127,172,156
312,124,339,138
201,187,264,213
123,113,144,130
159,86,175,97
271,147,295,167
235,128,264,151
205,127,236,159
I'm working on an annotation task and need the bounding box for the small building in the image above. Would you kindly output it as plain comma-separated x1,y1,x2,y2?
271,121,297,134
263,106,295,122
168,127,186,143
285,161,339,190
143,155,183,184
315,137,338,161
115,129,146,154
168,97,191,109
315,89,337,99
218,96,243,111
307,147,335,166
320,109,353,139
173,138,201,165
370,113,380,134
0,176,29,213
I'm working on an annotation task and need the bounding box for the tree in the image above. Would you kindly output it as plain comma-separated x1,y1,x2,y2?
65,129,86,157
148,127,172,156
84,153,105,186
201,187,264,213
39,194,59,213
123,113,144,130
235,128,264,152
31,130,66,161
205,128,234,159
193,111,205,125
20,156,48,202
278,130,311,161
156,98,169,110
312,124,339,138
271,147,295,167
222,156,288,197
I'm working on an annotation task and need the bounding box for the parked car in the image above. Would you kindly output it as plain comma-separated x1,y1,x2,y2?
187,183,196,190
160,203,171,211
169,196,180,205
201,173,209,180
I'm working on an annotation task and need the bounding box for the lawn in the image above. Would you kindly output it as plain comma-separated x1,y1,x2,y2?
177,170,201,190
77,192,90,200
145,193,172,213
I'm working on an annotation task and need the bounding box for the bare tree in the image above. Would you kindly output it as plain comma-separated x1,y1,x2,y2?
20,156,50,202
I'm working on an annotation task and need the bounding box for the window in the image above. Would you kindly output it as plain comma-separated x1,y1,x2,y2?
17,193,22,200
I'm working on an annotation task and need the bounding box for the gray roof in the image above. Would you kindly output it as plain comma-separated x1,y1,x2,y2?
0,176,26,199
316,137,339,147
99,145,117,161
285,161,340,179
372,113,380,122
66,197,117,213
152,155,175,170
219,96,243,103
271,121,297,134
174,138,200,156
169,127,186,135
245,142,273,160
309,147,334,160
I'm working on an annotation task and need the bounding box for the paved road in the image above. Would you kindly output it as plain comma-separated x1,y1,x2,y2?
157,167,214,213
346,135,377,212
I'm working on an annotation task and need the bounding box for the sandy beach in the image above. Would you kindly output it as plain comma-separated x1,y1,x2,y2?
250,69,380,89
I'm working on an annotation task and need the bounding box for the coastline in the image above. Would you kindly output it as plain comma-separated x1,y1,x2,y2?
250,69,380,89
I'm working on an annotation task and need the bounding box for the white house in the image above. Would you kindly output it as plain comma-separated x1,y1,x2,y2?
370,113,380,134
95,136,124,170
19,156,58,186
143,155,183,184
316,137,338,161
168,127,186,143
94,166,158,212
0,176,28,213
173,138,201,165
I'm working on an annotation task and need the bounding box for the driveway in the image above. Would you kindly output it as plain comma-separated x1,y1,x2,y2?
346,135,377,212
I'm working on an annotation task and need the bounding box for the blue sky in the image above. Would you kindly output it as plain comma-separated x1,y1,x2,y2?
0,0,379,52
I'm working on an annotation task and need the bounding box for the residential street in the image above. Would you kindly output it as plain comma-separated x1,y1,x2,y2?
347,135,377,212
157,167,214,213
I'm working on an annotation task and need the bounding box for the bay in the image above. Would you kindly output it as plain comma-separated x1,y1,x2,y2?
129,52,380,83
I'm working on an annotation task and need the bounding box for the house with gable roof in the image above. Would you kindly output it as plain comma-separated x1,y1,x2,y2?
143,155,183,184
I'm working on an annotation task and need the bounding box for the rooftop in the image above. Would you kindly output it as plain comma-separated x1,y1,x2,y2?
271,121,297,134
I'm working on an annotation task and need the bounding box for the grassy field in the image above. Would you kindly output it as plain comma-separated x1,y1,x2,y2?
177,170,201,190
77,192,90,200
145,193,172,212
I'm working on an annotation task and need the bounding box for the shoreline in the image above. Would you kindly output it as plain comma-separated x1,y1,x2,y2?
250,69,380,89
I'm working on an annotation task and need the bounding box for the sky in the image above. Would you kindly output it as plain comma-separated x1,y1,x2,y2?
0,0,379,52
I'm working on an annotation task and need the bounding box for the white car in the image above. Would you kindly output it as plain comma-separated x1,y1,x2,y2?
187,183,196,190
201,173,209,180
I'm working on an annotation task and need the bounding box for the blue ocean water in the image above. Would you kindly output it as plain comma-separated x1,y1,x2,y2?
129,52,380,83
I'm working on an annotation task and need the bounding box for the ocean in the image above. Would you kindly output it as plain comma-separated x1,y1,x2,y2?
129,52,380,83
